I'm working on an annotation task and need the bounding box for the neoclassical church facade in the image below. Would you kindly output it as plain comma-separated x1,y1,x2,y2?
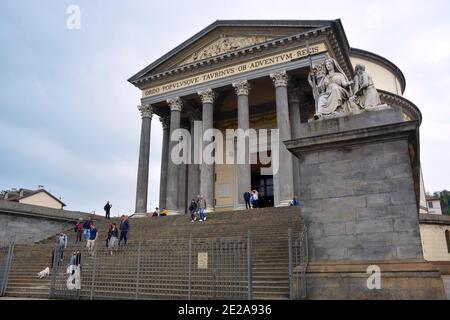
128,19,422,216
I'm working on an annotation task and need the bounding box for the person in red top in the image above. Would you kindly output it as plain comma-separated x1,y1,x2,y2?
74,218,83,243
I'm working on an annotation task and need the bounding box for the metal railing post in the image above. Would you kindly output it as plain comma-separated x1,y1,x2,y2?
288,228,293,300
303,226,309,300
135,242,142,300
247,230,252,300
0,242,14,297
212,240,216,299
49,241,59,299
6,241,14,293
188,235,192,300
90,247,97,300
1,246,8,296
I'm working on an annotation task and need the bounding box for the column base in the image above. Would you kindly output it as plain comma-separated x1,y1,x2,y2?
276,200,292,207
167,210,182,216
293,260,446,300
131,213,148,219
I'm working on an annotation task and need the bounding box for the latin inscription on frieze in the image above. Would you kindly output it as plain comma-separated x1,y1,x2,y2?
142,42,327,98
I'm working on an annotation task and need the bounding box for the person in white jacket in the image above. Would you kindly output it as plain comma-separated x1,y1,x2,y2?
56,231,68,262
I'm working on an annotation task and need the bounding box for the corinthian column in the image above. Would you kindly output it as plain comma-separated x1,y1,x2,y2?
270,71,294,206
187,111,201,208
178,123,188,214
288,86,302,199
198,89,215,213
233,80,252,210
135,104,153,216
158,116,170,210
165,97,183,215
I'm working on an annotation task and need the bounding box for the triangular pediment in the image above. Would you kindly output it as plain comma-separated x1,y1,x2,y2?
177,34,275,66
129,20,336,83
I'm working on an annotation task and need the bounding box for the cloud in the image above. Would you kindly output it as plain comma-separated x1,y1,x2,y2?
365,5,383,31
0,120,161,214
1,0,450,211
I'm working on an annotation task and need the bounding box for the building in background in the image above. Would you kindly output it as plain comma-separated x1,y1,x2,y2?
128,19,423,216
420,214,450,262
427,195,443,215
0,186,66,210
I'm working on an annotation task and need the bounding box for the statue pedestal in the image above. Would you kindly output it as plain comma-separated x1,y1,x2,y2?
285,108,445,299
293,260,446,300
130,213,147,219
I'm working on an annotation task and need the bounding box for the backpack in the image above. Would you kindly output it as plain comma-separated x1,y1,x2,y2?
74,223,82,232
58,234,67,247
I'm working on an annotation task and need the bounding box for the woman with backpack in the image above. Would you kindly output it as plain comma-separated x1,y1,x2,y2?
82,217,92,241
107,223,119,255
189,199,198,222
74,218,83,243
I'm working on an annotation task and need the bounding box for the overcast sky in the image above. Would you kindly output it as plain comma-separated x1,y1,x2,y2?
1,0,449,216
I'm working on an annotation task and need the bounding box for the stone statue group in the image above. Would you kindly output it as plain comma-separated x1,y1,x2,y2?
308,58,384,120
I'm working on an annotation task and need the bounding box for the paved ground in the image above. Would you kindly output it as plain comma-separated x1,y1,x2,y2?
442,276,450,300
0,297,49,300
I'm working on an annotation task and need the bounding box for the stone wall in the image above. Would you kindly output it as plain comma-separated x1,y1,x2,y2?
300,138,423,261
287,109,423,262
0,200,92,245
419,214,450,262
285,109,448,299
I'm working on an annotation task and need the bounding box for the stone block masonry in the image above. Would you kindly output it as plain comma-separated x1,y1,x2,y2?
286,109,423,262
0,200,92,245
286,109,447,299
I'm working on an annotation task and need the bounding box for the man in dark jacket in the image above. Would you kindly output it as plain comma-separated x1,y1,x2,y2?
82,217,92,241
104,201,112,220
189,199,198,222
243,191,251,210
119,215,130,246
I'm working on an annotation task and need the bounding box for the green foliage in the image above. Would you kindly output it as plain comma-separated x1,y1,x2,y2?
439,190,450,215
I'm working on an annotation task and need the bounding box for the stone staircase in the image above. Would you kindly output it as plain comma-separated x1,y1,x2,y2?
4,206,302,300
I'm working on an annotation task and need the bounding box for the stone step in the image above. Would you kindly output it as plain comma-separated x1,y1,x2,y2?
6,206,302,300
5,291,50,299
252,291,290,299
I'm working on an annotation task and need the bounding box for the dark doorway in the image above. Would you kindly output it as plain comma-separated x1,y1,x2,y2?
250,151,274,208
251,173,274,208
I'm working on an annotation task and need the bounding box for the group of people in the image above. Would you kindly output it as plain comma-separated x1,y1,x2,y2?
143,191,300,223
189,194,207,222
104,216,129,255
243,189,260,210
74,216,98,249
37,201,127,279
188,194,208,222
73,214,130,256
244,190,300,209
146,194,208,223
147,207,168,218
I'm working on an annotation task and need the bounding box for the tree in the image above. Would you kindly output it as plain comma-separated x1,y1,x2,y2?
439,190,450,215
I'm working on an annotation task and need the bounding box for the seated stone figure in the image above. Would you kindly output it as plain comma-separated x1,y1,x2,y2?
352,64,381,108
309,58,360,120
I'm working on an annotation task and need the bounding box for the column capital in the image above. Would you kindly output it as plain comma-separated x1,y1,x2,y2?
270,70,288,88
288,86,302,104
159,116,170,130
138,104,153,119
166,97,183,112
198,89,216,104
232,80,251,96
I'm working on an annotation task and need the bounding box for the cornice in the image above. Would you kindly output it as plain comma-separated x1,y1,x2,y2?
379,90,422,125
132,26,332,88
350,47,406,94
128,20,337,84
